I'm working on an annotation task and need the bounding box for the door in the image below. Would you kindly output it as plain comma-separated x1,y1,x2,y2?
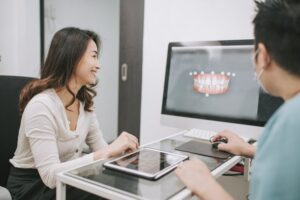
118,0,144,139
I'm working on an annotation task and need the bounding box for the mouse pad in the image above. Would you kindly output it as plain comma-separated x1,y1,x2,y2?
175,140,232,159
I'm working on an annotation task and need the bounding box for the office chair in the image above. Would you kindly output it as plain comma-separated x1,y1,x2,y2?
0,75,36,199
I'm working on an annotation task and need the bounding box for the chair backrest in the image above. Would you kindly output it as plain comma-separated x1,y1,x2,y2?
0,75,36,187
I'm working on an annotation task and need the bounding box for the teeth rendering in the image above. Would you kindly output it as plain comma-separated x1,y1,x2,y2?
193,72,231,95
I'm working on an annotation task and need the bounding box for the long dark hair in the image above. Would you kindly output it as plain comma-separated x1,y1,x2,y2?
19,27,101,113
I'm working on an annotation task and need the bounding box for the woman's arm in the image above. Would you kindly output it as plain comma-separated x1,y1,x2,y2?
24,101,98,189
86,112,108,151
93,131,139,160
87,113,139,160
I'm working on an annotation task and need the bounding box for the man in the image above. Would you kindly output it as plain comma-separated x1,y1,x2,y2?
175,0,300,199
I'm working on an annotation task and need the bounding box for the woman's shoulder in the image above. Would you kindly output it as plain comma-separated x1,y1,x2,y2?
25,89,60,111
30,88,56,102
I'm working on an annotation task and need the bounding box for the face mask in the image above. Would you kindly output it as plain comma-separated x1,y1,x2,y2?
253,49,269,93
254,68,269,93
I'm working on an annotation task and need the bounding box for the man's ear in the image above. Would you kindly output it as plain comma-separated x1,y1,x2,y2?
257,43,272,69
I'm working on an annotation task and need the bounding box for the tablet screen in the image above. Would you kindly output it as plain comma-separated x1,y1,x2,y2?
104,148,188,179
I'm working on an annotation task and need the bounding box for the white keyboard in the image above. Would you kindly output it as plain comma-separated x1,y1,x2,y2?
183,128,216,141
183,128,250,142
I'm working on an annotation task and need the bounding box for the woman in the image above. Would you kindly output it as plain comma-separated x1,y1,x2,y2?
175,0,300,199
7,27,138,199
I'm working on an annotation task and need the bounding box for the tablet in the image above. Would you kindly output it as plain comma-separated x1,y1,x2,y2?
103,148,189,180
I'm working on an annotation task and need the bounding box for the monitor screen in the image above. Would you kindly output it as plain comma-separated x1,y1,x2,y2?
162,40,283,128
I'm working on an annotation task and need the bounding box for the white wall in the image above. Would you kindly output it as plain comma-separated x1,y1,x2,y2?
0,0,40,77
141,0,256,144
0,0,119,142
0,0,256,145
44,0,120,142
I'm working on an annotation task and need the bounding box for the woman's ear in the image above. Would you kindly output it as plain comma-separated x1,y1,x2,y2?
257,43,272,69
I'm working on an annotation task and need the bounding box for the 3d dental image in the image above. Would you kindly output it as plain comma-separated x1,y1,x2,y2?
190,70,236,96
166,45,261,120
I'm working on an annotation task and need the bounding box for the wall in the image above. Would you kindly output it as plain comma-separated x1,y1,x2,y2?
0,0,40,77
140,0,256,144
44,0,120,142
0,0,119,142
0,0,256,145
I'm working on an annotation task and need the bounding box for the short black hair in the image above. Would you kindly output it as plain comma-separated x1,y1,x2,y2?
253,0,300,76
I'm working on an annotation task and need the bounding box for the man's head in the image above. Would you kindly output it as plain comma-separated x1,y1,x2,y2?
253,0,300,77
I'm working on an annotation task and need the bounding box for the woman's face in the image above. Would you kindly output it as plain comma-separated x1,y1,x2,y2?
74,40,100,86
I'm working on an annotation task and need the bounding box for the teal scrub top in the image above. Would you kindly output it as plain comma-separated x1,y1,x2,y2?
250,93,300,200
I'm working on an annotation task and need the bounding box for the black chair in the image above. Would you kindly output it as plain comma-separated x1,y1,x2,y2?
0,75,36,188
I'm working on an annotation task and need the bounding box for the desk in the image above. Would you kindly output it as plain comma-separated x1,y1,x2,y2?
56,131,244,200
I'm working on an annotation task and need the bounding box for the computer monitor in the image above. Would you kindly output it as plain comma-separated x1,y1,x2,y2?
161,40,283,139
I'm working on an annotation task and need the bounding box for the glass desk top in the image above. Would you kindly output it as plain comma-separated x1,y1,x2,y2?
65,134,233,200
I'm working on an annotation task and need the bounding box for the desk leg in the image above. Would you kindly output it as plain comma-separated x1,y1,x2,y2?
56,180,66,200
244,158,251,181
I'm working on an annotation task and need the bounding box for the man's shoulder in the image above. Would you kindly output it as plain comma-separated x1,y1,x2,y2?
268,93,300,122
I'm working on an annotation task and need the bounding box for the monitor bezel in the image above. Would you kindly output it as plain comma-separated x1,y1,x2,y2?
161,39,269,127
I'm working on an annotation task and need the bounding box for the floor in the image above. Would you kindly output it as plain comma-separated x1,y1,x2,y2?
217,175,249,200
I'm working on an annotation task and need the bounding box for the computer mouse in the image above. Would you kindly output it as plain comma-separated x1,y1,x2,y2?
211,137,228,149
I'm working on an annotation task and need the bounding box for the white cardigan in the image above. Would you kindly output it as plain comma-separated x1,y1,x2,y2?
10,89,108,188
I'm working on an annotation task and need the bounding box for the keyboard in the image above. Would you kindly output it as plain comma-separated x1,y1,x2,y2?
183,128,250,142
183,128,216,141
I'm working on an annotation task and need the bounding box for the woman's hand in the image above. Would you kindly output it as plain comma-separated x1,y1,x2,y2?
94,132,139,160
213,130,255,158
107,131,139,157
